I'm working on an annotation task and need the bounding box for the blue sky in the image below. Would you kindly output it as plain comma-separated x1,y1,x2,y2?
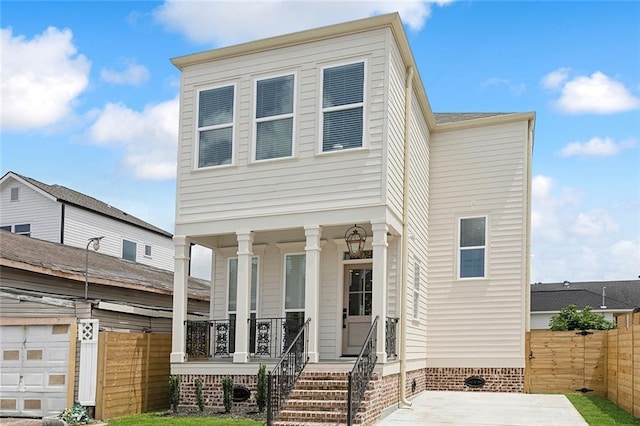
1,1,639,282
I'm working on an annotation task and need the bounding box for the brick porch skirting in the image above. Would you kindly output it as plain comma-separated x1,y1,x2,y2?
425,367,524,392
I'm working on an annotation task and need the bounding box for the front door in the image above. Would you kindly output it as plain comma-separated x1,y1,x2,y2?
342,263,373,356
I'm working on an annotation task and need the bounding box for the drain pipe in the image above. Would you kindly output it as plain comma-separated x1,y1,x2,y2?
399,65,414,408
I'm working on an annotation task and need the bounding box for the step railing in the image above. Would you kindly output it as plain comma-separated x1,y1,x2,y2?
266,317,310,425
347,316,379,426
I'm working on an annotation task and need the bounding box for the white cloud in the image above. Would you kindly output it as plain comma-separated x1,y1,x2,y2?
0,27,90,131
530,174,637,283
88,97,179,180
154,0,451,46
541,67,569,90
559,136,637,157
101,60,150,86
481,78,525,95
549,70,640,114
190,245,212,280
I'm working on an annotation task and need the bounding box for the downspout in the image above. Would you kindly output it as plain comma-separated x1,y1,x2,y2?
399,65,414,407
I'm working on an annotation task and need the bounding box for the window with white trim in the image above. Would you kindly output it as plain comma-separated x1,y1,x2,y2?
459,217,486,278
1,224,30,236
122,239,137,262
284,253,305,334
321,61,365,152
255,74,294,160
10,188,19,201
413,260,421,319
197,84,234,167
144,244,152,257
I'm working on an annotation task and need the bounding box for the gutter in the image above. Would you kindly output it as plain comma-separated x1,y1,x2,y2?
398,65,414,408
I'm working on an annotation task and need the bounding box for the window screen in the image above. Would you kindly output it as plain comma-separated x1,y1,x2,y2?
198,85,234,167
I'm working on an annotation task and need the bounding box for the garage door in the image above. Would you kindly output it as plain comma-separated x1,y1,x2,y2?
0,324,71,417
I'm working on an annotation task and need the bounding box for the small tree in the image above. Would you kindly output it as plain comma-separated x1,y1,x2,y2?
256,363,268,412
195,378,205,412
549,304,616,331
222,376,234,413
169,375,180,414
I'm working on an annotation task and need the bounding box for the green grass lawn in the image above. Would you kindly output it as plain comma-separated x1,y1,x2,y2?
566,394,640,425
106,413,264,426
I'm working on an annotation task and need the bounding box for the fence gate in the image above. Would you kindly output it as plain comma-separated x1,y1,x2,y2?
526,330,607,396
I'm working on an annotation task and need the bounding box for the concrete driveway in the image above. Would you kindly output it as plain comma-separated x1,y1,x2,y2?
377,391,588,425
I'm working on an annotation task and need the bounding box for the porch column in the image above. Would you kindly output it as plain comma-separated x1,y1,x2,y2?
233,231,253,363
304,225,322,363
371,222,388,363
171,235,190,363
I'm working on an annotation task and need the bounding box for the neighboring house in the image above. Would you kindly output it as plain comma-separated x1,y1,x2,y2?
169,13,534,424
0,171,174,271
0,230,210,419
531,280,639,329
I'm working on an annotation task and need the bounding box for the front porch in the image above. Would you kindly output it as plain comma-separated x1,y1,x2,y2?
171,221,405,368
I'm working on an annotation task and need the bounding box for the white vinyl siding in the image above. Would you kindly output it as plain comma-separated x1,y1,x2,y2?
197,84,235,168
320,61,365,152
254,73,295,161
0,179,61,243
427,120,529,366
175,28,388,231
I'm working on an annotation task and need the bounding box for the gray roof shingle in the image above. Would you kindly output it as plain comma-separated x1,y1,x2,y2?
531,280,640,312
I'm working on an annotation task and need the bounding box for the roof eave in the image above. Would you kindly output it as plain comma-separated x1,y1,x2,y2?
434,111,536,132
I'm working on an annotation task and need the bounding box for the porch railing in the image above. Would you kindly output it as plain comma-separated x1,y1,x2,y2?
185,318,235,359
266,318,310,425
347,316,379,426
249,317,303,359
386,317,399,360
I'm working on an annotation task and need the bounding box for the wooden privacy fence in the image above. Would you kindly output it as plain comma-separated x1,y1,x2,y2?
526,311,640,418
95,332,172,420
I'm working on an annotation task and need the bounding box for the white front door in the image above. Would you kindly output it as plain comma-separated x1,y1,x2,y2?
342,263,373,356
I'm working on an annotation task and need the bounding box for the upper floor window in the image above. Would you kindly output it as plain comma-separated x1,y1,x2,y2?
321,61,365,153
254,74,295,161
1,224,30,236
197,84,234,168
122,239,137,262
144,244,152,257
10,188,19,201
459,217,486,279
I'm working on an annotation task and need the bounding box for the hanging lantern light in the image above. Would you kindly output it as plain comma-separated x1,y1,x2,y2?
345,224,367,259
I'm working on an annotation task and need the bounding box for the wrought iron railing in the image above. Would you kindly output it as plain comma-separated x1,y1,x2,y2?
386,317,399,360
249,317,303,359
347,316,379,426
185,318,235,359
266,318,310,425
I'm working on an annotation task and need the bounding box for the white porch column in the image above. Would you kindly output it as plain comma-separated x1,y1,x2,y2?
171,235,190,363
233,231,253,363
304,225,322,363
371,222,389,363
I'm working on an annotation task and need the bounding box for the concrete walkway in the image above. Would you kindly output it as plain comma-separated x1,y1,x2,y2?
377,391,588,425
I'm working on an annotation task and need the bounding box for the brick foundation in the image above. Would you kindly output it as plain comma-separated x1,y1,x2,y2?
424,367,524,392
178,374,258,409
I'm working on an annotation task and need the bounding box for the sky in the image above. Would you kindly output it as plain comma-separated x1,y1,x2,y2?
1,0,639,283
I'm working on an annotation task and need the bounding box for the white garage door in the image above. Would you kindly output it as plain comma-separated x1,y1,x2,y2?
0,324,70,418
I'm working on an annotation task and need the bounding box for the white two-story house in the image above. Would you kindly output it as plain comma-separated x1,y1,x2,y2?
169,13,534,424
0,171,174,271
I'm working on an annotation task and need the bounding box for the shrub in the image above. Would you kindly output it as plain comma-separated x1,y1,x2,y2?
222,376,234,413
256,363,268,412
549,304,616,331
59,402,91,425
195,377,204,412
169,375,180,413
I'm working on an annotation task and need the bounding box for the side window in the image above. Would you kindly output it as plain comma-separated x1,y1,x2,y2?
197,84,234,168
14,224,30,237
459,217,486,278
144,244,152,257
0,226,11,232
122,239,137,262
10,188,19,201
255,74,294,161
321,61,365,152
